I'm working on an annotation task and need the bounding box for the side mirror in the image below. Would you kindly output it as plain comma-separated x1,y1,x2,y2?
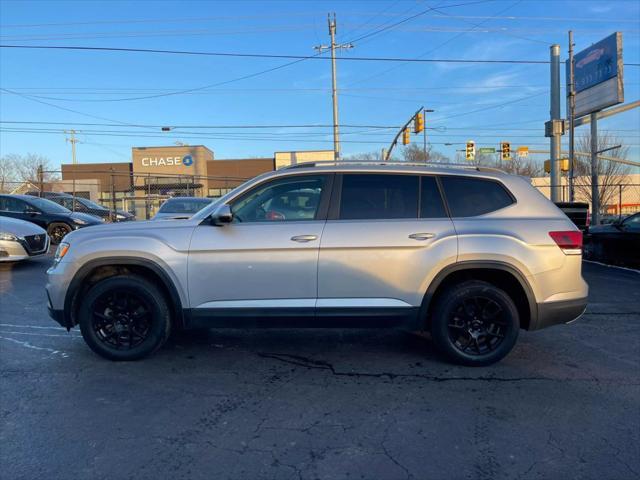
210,204,233,226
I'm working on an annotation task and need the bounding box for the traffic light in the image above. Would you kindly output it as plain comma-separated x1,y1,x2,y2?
402,128,410,145
414,113,424,134
465,140,475,161
501,141,511,161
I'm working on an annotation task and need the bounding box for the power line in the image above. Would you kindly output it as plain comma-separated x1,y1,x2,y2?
345,0,525,87
4,128,638,148
0,44,554,63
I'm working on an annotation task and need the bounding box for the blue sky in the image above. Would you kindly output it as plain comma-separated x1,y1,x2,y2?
1,0,639,169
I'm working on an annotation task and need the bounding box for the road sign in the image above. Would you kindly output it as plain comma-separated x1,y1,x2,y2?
517,146,529,157
568,32,624,118
478,147,495,154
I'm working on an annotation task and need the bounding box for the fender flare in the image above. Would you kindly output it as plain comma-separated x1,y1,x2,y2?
63,256,185,328
419,260,538,330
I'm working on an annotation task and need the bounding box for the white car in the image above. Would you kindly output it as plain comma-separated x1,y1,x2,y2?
0,216,50,262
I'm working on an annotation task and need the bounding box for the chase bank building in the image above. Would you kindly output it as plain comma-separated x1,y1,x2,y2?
60,145,334,216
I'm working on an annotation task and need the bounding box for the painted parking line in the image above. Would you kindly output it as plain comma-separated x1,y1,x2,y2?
583,260,640,274
0,335,69,358
0,323,74,331
0,330,80,338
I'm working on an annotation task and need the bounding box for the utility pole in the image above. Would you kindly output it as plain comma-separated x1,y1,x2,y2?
567,31,576,202
65,129,79,164
590,113,599,226
315,13,353,160
547,44,562,203
421,108,434,161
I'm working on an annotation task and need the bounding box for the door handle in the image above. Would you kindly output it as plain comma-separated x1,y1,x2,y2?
291,235,318,243
408,233,435,241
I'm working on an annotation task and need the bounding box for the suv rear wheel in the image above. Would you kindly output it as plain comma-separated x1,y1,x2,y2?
78,275,171,361
430,280,519,366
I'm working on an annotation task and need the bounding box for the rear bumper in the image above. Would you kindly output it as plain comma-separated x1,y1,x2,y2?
534,297,588,330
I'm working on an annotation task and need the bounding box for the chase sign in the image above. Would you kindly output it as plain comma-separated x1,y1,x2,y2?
141,154,195,168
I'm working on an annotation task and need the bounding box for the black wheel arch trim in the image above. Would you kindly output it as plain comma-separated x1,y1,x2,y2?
420,260,538,331
63,257,185,329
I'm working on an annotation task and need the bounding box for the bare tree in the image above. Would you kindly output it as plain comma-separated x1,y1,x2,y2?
0,155,19,193
401,144,449,163
7,153,60,183
345,151,383,161
573,133,631,212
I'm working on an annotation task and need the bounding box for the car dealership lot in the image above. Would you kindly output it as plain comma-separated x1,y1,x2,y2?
1,255,639,480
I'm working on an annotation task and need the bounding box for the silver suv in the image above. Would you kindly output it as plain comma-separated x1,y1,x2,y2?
46,162,588,365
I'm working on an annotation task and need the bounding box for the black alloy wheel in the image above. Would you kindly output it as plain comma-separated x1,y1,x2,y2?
447,296,506,356
79,275,171,361
430,280,519,366
91,290,153,350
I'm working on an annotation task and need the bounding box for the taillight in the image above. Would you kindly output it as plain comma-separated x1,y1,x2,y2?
549,231,583,255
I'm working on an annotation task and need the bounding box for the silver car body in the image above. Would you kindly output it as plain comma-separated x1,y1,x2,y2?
46,164,587,331
0,216,50,262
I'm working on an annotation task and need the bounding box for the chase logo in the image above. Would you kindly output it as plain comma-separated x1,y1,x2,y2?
182,155,194,167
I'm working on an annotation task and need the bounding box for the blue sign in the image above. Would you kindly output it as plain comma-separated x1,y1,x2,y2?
574,33,619,93
182,155,193,167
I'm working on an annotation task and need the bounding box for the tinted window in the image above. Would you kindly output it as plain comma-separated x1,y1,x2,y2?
0,196,26,212
340,174,418,220
420,177,447,218
0,197,27,213
159,198,212,214
440,176,514,217
25,197,71,214
624,213,640,231
232,175,326,222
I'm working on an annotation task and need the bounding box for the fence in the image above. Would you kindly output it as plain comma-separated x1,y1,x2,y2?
2,169,640,222
3,170,252,220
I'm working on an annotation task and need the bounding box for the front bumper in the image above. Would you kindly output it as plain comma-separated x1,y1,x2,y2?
0,237,48,262
535,297,588,330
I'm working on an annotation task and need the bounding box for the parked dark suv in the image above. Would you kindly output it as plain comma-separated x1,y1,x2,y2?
0,194,103,244
26,192,134,222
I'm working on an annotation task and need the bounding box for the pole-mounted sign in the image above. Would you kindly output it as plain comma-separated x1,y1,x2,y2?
569,32,624,118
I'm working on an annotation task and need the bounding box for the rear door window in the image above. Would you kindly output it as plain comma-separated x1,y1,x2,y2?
440,176,514,217
339,174,418,220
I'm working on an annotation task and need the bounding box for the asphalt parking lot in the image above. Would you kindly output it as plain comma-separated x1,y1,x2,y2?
1,254,639,480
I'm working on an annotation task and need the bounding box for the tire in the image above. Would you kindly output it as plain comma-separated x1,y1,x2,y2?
430,280,519,366
78,275,172,361
47,222,72,245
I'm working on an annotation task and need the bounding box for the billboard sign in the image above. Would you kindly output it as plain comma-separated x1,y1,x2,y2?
569,32,624,118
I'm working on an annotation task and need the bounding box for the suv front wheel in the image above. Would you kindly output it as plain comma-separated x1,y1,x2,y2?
430,280,519,366
78,275,171,361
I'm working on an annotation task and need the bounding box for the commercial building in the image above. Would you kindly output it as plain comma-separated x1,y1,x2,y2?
59,145,333,218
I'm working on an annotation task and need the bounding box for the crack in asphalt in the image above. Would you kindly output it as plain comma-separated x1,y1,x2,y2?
258,352,561,382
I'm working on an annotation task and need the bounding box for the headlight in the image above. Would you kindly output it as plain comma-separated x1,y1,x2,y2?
116,213,126,220
54,242,70,263
72,218,88,225
0,232,18,241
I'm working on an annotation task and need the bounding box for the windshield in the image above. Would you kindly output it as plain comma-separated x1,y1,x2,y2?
27,196,72,214
158,198,212,214
79,197,108,210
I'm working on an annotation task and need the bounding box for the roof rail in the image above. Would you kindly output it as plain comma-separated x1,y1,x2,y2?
282,160,506,173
